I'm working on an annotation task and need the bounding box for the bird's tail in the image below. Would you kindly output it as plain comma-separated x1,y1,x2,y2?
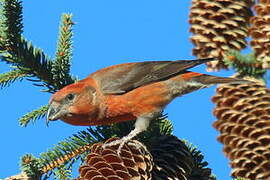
171,72,250,97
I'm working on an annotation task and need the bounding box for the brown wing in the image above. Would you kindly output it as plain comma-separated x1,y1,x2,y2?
93,58,216,94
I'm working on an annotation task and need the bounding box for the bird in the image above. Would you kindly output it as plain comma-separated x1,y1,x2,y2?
47,58,248,153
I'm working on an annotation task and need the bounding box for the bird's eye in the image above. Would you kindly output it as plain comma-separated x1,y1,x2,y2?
66,93,75,101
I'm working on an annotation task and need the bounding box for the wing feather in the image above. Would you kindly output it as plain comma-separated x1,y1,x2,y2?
93,58,215,94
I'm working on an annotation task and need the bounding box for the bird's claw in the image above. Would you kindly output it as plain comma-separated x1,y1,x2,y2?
126,141,145,154
102,128,143,156
102,137,131,156
102,139,120,149
102,137,145,156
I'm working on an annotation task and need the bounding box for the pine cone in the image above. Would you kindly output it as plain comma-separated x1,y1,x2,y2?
250,0,270,69
212,82,270,179
77,137,153,180
150,135,214,180
189,0,253,71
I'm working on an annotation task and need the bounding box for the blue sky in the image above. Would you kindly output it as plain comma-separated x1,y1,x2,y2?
0,0,242,179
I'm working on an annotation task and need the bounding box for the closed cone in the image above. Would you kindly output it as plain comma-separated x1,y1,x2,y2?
189,0,253,71
76,137,153,180
212,82,270,179
250,0,270,69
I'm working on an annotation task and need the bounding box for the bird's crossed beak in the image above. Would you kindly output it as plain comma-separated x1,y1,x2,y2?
46,102,67,126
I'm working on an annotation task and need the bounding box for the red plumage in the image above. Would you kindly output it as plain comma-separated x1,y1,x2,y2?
47,58,248,151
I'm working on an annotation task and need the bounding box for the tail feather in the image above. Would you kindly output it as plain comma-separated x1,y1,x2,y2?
171,73,250,97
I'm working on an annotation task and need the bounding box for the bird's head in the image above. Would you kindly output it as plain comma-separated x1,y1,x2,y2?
47,81,98,126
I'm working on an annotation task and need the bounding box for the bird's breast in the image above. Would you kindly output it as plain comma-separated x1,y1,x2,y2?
105,81,171,119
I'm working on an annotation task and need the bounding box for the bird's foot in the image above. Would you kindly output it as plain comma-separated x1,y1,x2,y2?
102,128,142,156
102,137,145,156
102,136,130,156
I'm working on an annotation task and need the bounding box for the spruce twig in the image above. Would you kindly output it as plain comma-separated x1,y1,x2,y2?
20,154,43,180
19,116,172,179
19,105,49,127
0,1,75,92
0,68,28,88
0,0,23,52
3,37,56,92
54,165,72,180
224,50,266,79
0,0,56,92
20,129,99,178
188,144,214,179
52,13,75,89
92,113,172,146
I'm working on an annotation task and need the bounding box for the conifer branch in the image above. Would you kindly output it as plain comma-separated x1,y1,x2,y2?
188,144,214,179
53,165,72,180
20,129,98,179
19,105,49,127
149,135,215,180
19,116,172,179
20,154,43,180
0,0,23,52
0,0,56,92
0,36,73,92
0,1,75,92
52,13,75,89
0,68,28,88
41,144,91,175
224,50,266,79
3,38,57,92
95,113,171,141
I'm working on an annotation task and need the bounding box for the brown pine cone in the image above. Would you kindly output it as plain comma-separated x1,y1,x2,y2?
250,0,270,69
189,0,253,71
212,82,270,179
76,137,153,180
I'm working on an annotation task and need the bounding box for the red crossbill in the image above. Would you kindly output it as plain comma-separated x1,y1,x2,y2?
47,58,248,150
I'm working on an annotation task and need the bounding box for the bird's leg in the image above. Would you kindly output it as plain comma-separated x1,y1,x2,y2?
102,116,152,156
117,128,142,154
